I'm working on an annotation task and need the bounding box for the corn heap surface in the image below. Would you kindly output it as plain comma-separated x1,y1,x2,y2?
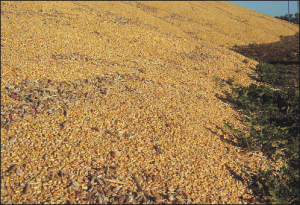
1,1,299,204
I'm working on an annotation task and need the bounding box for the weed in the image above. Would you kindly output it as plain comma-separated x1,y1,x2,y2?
226,77,234,86
223,62,299,203
242,59,249,64
214,77,226,87
255,63,296,88
215,77,235,87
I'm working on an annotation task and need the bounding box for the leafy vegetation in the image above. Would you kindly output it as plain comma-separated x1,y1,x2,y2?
255,62,298,88
242,59,249,64
214,77,227,87
223,62,299,204
225,77,234,86
214,77,235,87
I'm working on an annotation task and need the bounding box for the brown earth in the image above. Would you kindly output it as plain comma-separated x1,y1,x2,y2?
1,1,299,204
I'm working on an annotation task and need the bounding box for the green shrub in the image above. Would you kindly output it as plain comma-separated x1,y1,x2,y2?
258,161,299,204
223,63,299,203
255,63,296,87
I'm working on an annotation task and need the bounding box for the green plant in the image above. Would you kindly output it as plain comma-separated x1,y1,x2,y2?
258,161,299,204
215,77,235,87
231,84,299,154
214,77,226,87
223,63,299,203
226,77,234,86
242,59,249,64
223,122,251,150
255,63,296,88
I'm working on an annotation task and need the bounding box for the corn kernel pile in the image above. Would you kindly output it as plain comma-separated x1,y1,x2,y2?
1,1,298,204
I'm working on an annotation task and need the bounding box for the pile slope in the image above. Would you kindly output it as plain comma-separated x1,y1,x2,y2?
1,1,299,204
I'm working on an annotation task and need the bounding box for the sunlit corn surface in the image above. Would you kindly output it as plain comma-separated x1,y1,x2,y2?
1,1,298,204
